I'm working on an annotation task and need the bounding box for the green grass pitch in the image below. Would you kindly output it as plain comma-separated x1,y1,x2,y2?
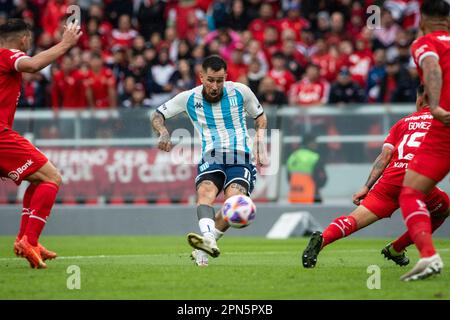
0,236,449,300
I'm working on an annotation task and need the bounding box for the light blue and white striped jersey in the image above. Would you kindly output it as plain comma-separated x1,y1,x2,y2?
156,81,264,156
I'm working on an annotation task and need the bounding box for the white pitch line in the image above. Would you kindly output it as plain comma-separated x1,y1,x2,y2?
0,248,449,262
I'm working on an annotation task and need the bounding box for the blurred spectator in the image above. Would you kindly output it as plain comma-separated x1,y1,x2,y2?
119,76,136,105
261,25,280,59
268,52,295,95
19,72,48,109
277,1,310,42
167,0,206,41
226,0,249,32
329,67,365,104
148,49,176,107
248,2,277,43
169,59,196,94
137,0,166,39
325,12,347,45
85,53,117,108
111,14,138,48
366,49,387,103
287,133,327,203
373,8,401,50
281,39,308,80
348,36,374,88
289,64,329,107
245,59,266,94
227,43,248,82
257,76,288,107
380,58,416,103
40,0,68,40
204,27,242,62
243,39,269,74
121,83,152,108
51,55,88,109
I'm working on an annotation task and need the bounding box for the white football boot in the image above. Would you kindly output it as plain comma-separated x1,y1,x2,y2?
187,232,220,258
400,253,443,282
191,249,209,267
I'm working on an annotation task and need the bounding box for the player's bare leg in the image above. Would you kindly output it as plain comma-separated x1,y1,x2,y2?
187,181,221,259
302,206,379,268
399,170,443,281
15,162,61,268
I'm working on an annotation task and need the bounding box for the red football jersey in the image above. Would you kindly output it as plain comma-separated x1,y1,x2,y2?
289,79,330,106
411,31,450,111
381,107,433,186
0,48,29,130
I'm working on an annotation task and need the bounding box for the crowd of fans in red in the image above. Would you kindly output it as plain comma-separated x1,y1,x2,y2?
0,0,423,111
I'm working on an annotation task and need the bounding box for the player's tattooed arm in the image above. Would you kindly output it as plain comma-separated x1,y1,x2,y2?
422,56,442,110
422,56,450,126
353,146,393,205
151,111,172,152
254,113,269,166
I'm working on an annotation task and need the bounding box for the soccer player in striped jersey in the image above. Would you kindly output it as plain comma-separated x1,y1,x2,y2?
151,55,268,266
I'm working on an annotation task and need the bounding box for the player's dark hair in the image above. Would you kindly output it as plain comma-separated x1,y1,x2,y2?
421,0,450,18
0,18,31,39
202,55,227,72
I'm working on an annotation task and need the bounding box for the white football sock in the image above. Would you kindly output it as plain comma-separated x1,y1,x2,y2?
199,218,215,239
213,228,224,241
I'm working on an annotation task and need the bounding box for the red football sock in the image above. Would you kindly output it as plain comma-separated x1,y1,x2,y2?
24,182,59,246
17,183,38,240
322,215,357,248
399,187,435,258
392,214,447,253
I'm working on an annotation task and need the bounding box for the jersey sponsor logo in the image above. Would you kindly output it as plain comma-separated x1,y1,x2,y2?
194,102,203,109
7,159,34,181
403,113,433,122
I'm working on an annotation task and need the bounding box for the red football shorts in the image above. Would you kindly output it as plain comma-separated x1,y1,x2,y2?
408,119,450,182
361,180,449,219
0,128,48,185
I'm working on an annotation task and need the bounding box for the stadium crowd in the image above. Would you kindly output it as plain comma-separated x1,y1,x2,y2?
0,0,422,110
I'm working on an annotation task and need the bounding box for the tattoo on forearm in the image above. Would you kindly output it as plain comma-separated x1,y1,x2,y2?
151,112,167,135
229,183,247,195
423,59,442,109
364,156,388,189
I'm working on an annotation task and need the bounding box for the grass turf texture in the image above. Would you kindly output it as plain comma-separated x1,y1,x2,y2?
0,236,449,299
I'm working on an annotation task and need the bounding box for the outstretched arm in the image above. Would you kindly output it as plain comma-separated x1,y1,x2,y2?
17,21,82,73
151,111,172,152
352,146,393,206
422,56,450,125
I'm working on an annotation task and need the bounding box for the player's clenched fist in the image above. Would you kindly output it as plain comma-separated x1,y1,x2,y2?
352,186,369,206
61,20,82,47
158,133,172,152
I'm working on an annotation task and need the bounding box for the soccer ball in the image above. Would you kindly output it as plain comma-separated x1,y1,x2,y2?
222,195,256,229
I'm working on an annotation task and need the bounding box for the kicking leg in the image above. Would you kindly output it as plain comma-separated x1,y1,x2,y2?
302,205,379,268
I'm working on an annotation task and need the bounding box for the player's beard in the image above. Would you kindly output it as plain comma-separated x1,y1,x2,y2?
202,88,223,103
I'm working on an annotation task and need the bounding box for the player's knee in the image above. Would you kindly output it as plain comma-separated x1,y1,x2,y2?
46,169,62,187
224,182,248,199
196,184,217,206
